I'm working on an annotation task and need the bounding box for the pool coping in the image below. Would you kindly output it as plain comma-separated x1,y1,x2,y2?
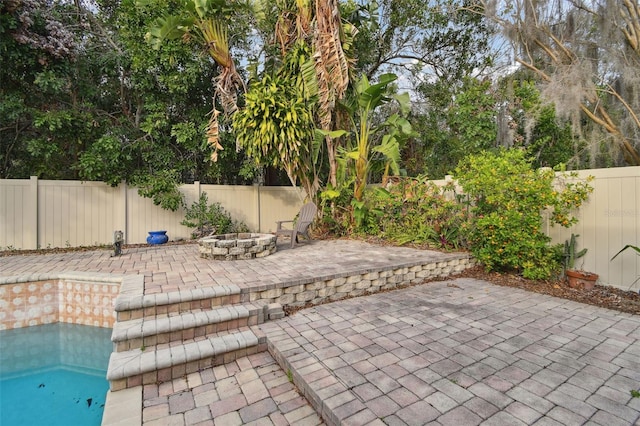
101,386,142,425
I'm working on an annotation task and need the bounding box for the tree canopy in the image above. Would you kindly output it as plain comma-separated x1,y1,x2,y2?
483,0,640,166
2,0,634,211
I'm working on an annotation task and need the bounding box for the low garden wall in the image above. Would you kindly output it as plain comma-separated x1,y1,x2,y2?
248,256,476,308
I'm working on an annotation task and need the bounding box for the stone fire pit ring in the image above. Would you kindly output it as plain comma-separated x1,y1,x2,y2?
198,233,277,260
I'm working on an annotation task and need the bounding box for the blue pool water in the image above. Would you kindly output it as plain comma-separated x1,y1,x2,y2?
0,323,112,426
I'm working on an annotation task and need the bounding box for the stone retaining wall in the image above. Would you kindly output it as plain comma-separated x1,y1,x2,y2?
199,233,277,260
249,256,476,308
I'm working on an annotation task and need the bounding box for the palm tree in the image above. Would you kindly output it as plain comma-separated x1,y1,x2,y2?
261,0,353,188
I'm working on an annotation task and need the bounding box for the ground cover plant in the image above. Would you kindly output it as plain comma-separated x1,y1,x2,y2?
318,175,466,251
320,149,594,280
365,177,465,250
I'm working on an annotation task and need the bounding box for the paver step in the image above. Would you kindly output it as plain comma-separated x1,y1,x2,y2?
114,284,244,322
111,303,265,352
106,327,266,391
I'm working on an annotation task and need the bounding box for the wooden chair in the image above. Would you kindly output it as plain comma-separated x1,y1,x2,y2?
275,202,317,248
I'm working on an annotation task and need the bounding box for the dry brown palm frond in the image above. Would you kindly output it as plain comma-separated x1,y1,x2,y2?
275,10,295,54
206,109,223,162
314,0,349,130
296,0,312,39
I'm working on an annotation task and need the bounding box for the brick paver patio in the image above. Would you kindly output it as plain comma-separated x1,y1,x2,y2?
258,276,640,425
2,240,640,425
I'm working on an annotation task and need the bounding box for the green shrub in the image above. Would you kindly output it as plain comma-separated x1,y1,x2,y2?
181,192,249,239
368,177,467,249
454,149,592,279
317,186,355,237
319,176,466,249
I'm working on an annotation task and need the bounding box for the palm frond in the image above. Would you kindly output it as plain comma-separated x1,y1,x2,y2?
611,244,640,260
199,18,231,67
314,0,350,130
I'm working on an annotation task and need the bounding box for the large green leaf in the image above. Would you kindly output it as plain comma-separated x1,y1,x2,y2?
146,15,195,50
611,244,640,260
372,135,400,175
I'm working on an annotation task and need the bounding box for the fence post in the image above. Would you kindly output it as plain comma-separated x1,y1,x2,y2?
256,184,261,232
27,176,38,249
121,181,128,244
194,181,201,201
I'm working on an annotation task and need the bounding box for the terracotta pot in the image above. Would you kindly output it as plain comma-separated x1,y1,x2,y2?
566,269,599,290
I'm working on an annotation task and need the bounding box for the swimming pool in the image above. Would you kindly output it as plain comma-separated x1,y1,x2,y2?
0,323,112,426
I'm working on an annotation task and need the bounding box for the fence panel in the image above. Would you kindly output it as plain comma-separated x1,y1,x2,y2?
546,167,640,291
257,186,305,233
199,185,260,232
125,185,192,244
0,178,36,249
37,180,125,248
2,168,639,291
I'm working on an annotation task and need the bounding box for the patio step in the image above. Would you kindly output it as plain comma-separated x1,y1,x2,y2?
106,327,267,391
107,282,287,391
114,284,245,322
111,303,266,352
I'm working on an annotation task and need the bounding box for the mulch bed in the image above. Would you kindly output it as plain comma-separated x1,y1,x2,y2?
455,266,640,316
0,240,195,257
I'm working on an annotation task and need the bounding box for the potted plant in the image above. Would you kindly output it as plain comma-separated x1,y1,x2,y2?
564,234,598,290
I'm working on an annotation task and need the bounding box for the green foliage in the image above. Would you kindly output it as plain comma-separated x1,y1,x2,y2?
611,245,640,260
319,176,466,250
232,48,322,201
234,73,314,170
181,192,249,238
1,0,254,208
508,79,582,169
611,244,640,291
367,177,467,249
77,135,133,186
0,1,113,179
455,149,593,279
133,169,185,211
348,0,494,81
410,77,498,179
317,185,355,236
340,73,413,202
447,77,498,151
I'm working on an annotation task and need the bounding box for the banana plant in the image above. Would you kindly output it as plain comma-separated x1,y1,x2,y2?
340,73,413,202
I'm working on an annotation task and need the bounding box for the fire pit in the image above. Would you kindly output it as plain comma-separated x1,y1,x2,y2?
198,233,277,260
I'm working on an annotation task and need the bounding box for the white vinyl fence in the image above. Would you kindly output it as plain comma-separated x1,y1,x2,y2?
0,178,304,250
1,166,639,290
544,167,640,292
